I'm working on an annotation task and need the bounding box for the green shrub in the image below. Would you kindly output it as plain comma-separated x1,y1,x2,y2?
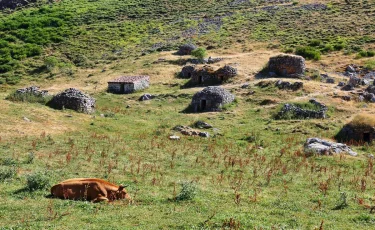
6,91,52,104
365,59,375,70
1,158,17,166
25,152,35,164
357,50,375,58
175,181,197,201
309,39,322,47
322,44,334,53
295,46,321,60
191,48,207,61
0,167,17,181
26,171,50,191
44,56,59,72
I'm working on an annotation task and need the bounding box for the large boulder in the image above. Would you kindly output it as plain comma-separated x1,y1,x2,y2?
49,88,95,114
304,138,357,156
267,54,306,77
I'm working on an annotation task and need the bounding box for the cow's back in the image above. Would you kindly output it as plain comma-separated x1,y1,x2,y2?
51,181,107,201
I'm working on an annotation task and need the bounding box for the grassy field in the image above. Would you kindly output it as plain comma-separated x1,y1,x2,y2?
1,0,375,229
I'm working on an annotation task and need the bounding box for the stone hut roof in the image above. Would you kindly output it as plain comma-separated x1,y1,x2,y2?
108,76,150,84
268,54,306,77
192,86,235,105
216,65,238,77
177,44,197,55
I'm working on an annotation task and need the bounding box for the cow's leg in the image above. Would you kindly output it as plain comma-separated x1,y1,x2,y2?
92,196,109,203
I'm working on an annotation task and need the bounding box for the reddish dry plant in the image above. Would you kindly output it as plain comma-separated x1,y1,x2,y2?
234,192,241,205
222,218,241,230
319,181,329,196
361,178,367,192
66,152,72,164
249,189,259,203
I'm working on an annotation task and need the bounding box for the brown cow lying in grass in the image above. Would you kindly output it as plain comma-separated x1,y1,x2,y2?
51,178,131,203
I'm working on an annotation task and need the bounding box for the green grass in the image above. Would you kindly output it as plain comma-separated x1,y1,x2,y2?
0,83,375,229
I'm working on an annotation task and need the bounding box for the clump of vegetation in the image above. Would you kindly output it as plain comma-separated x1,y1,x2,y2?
26,171,50,191
0,167,17,181
349,114,375,129
175,181,197,201
25,152,35,164
295,46,321,60
6,91,52,104
191,48,207,62
333,192,348,210
357,50,375,58
365,59,375,70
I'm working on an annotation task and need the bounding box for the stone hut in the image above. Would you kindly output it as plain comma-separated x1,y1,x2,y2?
49,88,95,114
177,44,197,55
336,114,375,144
191,86,235,112
267,54,306,77
189,65,238,86
215,65,238,80
191,65,216,85
181,65,196,78
108,76,149,94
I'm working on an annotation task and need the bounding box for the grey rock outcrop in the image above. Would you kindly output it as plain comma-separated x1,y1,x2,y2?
49,88,95,114
304,138,357,156
15,86,49,97
0,0,37,10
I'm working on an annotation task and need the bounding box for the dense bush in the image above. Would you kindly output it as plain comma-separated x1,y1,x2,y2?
0,167,17,181
191,48,207,61
26,171,50,191
295,46,321,61
175,181,197,201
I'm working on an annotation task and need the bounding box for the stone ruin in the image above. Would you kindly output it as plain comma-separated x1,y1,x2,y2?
304,138,357,157
48,88,95,114
0,0,37,10
267,54,306,78
185,65,238,86
173,125,210,138
176,44,197,55
275,99,327,119
15,86,49,97
275,80,303,91
191,86,235,112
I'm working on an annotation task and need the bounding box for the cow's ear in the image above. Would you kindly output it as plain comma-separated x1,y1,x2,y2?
118,185,125,191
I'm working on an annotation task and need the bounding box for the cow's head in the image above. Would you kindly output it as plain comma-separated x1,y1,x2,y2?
116,185,131,200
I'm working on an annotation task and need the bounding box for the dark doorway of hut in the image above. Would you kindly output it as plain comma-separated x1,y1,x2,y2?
200,100,206,111
364,133,371,143
120,84,125,93
199,76,203,84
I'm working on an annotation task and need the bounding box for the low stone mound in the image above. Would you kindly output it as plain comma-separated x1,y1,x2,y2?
275,99,327,119
216,65,238,78
49,88,95,114
176,44,197,55
173,125,209,137
191,86,235,112
267,54,306,77
275,80,303,91
15,86,49,97
0,0,37,10
304,138,357,156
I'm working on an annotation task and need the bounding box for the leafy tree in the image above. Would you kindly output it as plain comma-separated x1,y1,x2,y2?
191,48,207,61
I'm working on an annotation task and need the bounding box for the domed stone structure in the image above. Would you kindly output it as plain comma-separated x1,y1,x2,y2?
191,86,235,112
49,88,95,114
177,44,197,55
267,54,306,77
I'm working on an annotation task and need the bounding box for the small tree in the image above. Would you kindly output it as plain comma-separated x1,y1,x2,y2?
191,48,207,61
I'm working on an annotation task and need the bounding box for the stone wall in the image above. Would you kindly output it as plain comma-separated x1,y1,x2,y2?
275,99,327,119
268,54,306,77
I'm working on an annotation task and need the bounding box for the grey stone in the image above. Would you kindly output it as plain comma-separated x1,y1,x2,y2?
304,138,357,156
177,44,197,55
326,78,335,84
23,117,31,122
139,93,155,101
338,82,346,87
0,0,37,10
15,86,49,98
275,80,303,91
276,99,327,119
241,83,250,89
346,65,356,73
195,121,213,129
199,132,210,138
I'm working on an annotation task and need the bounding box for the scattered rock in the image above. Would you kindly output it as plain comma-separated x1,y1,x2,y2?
304,138,357,156
341,96,351,101
173,125,210,138
326,78,335,84
364,72,375,79
275,80,303,91
341,84,354,91
139,93,155,101
195,121,213,129
241,83,250,89
337,82,346,87
23,117,31,122
169,135,180,140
